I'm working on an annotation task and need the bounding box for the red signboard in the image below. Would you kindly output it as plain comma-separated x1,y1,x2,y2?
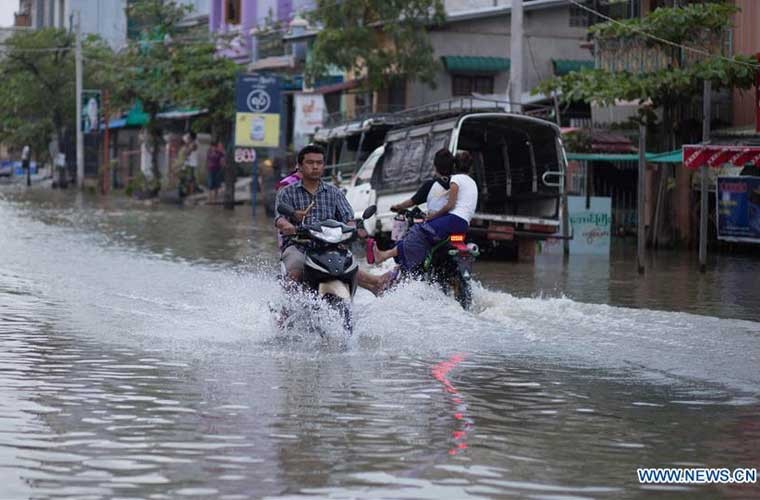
683,145,760,170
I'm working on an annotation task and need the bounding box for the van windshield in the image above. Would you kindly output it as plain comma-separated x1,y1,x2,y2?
354,147,383,187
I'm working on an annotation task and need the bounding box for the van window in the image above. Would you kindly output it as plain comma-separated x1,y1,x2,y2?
420,131,451,181
381,137,428,188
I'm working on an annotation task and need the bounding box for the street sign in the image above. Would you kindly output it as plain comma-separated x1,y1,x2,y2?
235,74,281,148
235,147,257,163
81,90,101,134
569,196,612,255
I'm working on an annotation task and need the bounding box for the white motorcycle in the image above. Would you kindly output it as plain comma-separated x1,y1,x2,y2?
276,203,377,335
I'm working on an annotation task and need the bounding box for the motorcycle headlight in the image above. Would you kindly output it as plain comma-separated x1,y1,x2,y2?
311,226,352,244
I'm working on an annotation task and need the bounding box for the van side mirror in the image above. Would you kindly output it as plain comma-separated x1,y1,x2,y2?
362,205,377,220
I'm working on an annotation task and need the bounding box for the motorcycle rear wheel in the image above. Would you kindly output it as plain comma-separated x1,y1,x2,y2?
448,274,473,311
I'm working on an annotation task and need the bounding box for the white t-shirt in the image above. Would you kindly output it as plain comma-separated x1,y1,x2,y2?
426,181,449,213
186,143,199,168
449,174,478,223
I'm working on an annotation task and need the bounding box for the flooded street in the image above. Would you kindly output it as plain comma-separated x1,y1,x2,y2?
1,188,759,499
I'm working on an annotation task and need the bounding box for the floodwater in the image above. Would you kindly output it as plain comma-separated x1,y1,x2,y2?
1,187,759,499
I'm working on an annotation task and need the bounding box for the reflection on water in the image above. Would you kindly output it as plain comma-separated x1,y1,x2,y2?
1,188,759,499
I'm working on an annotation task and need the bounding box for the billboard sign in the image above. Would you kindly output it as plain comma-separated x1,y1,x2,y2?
540,196,611,255
235,73,281,149
293,93,326,149
717,176,760,244
683,145,760,170
567,196,612,255
81,90,101,134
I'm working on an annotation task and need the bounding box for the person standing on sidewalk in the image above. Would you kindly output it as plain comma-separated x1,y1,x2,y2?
206,139,225,204
21,144,31,187
183,132,199,193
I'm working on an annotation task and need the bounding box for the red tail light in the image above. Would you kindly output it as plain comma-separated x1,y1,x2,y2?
449,234,467,250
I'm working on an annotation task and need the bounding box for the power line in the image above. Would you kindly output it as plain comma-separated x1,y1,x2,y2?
564,0,760,70
0,45,72,52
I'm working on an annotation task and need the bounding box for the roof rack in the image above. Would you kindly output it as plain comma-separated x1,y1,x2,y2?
318,96,554,135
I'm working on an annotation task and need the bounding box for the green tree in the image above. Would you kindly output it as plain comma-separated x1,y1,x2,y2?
110,0,194,190
171,40,239,207
306,0,446,95
0,28,111,163
535,2,756,147
112,0,241,198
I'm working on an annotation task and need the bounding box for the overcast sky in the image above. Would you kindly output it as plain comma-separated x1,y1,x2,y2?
1,3,16,28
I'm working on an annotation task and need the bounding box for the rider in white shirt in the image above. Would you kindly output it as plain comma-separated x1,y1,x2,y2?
373,149,479,269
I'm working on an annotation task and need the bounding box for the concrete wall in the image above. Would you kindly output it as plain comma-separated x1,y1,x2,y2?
407,6,590,108
30,0,127,48
70,0,127,48
444,0,509,12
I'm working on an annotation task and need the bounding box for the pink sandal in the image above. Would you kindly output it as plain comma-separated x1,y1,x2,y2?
366,237,376,264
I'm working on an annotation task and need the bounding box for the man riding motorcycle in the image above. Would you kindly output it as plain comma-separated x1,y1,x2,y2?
274,144,389,294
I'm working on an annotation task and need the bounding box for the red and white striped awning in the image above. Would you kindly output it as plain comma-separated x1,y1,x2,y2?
683,145,760,170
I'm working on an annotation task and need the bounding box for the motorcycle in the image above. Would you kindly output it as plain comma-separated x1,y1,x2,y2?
390,207,479,310
276,203,377,335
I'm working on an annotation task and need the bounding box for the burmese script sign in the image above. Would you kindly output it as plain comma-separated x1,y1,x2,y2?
568,196,612,255
717,176,760,244
235,74,281,149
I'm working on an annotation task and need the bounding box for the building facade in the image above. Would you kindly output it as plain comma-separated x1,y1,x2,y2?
21,0,209,49
406,1,592,112
24,0,128,48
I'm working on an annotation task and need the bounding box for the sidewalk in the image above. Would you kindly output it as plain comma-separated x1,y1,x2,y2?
183,176,254,206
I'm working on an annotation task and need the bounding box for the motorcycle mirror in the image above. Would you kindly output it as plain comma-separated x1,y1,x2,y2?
277,203,295,217
362,205,377,220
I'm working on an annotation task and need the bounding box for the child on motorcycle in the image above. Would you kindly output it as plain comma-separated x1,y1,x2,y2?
372,149,478,271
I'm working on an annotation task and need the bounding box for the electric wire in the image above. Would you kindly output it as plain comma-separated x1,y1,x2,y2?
564,0,760,70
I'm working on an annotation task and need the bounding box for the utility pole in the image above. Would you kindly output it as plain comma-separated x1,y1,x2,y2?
699,80,711,272
75,11,84,189
103,89,110,194
509,0,523,113
637,123,646,274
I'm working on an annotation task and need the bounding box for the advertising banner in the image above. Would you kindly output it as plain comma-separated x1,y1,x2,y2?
540,196,612,255
234,73,281,148
683,145,760,170
568,196,612,255
294,93,326,136
81,90,101,134
717,176,760,243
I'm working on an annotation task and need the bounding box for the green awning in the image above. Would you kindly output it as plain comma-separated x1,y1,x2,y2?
552,59,594,76
125,100,149,127
123,101,205,127
647,150,683,163
442,56,510,73
566,150,683,163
